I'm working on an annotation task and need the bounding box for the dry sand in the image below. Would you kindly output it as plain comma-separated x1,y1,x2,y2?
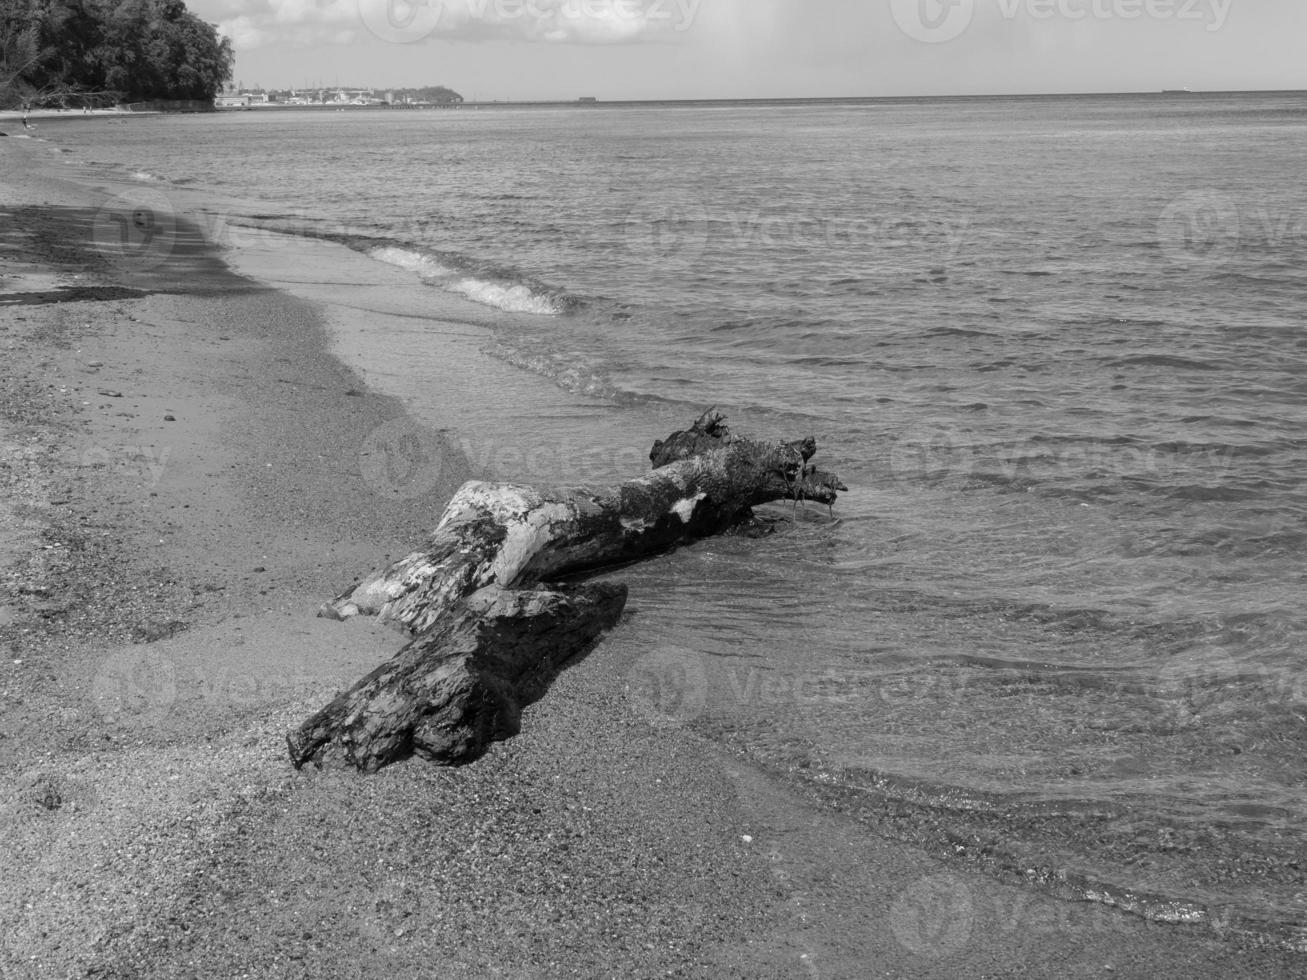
2,127,1303,979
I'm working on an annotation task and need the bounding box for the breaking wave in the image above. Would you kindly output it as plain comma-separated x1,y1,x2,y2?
369,245,564,316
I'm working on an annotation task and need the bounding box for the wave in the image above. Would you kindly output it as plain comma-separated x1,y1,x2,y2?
370,244,456,279
368,244,565,316
216,217,575,318
802,758,1307,950
488,342,619,401
449,277,563,316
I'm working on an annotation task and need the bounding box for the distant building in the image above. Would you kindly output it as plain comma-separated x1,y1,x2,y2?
215,94,250,108
578,96,597,103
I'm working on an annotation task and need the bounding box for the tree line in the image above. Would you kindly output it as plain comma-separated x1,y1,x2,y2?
0,0,233,108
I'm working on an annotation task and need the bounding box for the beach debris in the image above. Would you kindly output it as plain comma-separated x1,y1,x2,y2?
289,584,626,771
289,412,847,772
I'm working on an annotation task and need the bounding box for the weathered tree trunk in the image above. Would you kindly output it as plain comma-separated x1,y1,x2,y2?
290,414,846,772
321,427,846,633
289,583,627,771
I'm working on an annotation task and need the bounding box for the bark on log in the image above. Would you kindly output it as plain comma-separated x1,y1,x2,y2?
648,407,733,466
288,583,627,771
649,407,819,470
290,414,846,772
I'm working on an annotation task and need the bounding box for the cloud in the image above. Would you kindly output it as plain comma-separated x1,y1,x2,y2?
198,0,704,50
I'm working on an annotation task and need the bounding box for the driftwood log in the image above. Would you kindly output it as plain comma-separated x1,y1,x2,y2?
288,411,846,771
288,584,627,771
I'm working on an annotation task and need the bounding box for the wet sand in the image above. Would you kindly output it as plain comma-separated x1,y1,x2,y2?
1,127,1303,978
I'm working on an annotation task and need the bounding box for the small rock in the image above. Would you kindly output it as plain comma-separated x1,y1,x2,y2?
163,414,176,421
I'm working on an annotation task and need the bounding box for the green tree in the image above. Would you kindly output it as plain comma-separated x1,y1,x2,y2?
0,0,232,108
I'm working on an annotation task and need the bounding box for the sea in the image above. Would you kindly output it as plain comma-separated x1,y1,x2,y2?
39,92,1307,948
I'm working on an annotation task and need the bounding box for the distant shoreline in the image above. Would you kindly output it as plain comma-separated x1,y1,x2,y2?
8,88,1304,127
219,88,1307,112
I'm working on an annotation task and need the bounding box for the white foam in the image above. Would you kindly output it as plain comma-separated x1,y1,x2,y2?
450,277,561,316
368,246,560,316
369,245,454,280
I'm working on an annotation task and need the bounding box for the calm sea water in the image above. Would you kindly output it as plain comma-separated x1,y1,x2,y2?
47,94,1307,946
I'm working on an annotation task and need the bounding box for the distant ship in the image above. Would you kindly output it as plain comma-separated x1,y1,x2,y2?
1162,88,1193,94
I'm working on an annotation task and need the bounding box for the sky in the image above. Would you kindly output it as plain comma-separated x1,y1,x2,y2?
190,0,1307,101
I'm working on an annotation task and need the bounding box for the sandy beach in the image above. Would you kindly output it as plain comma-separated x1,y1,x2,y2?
2,125,1303,979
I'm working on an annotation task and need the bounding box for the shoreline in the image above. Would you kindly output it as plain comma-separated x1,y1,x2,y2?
2,130,1304,977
